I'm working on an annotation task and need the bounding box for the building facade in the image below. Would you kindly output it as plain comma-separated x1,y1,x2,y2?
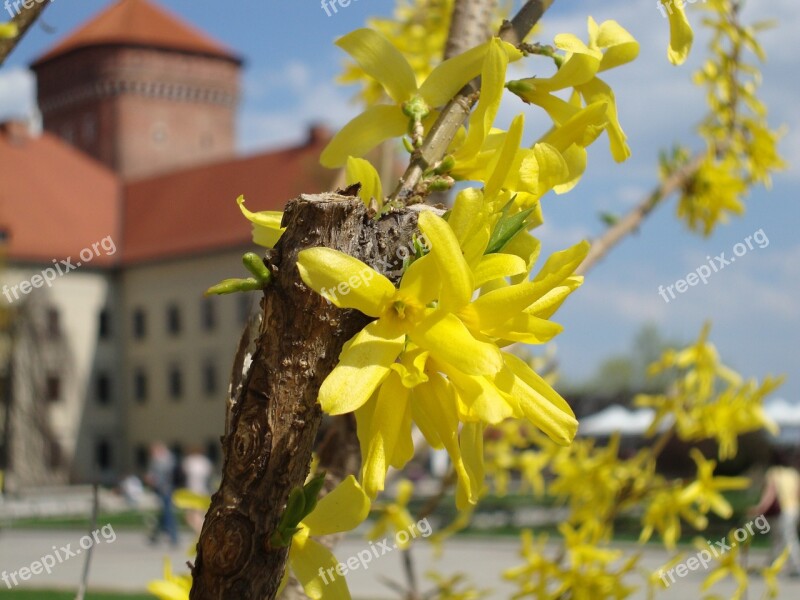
0,0,333,488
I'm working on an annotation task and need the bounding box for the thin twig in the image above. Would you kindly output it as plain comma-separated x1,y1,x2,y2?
575,153,705,276
389,0,556,203
0,2,52,67
444,0,498,59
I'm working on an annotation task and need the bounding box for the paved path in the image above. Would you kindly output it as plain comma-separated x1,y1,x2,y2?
0,529,798,598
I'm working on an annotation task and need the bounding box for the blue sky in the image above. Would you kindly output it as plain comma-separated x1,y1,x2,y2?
1,0,798,400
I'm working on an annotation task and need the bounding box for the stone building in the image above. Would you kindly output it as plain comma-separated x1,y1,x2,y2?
0,0,333,487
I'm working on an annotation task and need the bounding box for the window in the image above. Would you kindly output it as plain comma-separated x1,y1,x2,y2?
201,297,216,332
206,439,220,466
95,438,112,470
237,295,252,326
166,304,181,336
168,365,183,400
202,360,217,397
96,373,111,405
134,369,148,404
132,308,147,340
81,114,96,143
46,308,60,338
45,374,61,402
98,309,110,339
48,440,62,468
134,445,148,470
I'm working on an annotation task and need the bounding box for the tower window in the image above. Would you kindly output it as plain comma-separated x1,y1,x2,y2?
96,373,111,405
95,438,112,470
201,297,216,332
202,360,217,396
134,369,148,404
45,374,61,402
99,308,111,339
169,366,183,400
46,307,60,338
166,304,181,336
132,308,147,340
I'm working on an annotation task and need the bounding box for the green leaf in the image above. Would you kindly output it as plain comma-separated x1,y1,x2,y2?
485,203,535,255
301,473,327,517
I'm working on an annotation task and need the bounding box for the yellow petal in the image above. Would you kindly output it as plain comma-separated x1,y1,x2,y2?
592,18,640,71
146,581,192,600
525,276,583,319
301,475,370,537
529,34,601,92
320,105,409,168
470,282,542,330
346,157,383,207
577,77,630,162
457,422,486,509
319,321,404,415
397,254,439,305
531,241,589,294
172,489,211,511
500,353,577,445
473,254,527,288
237,195,285,248
447,188,485,244
446,368,515,424
453,38,509,161
418,39,519,107
290,538,351,600
538,101,608,151
485,115,525,202
485,312,563,345
361,373,413,497
337,28,417,103
411,311,502,376
418,211,473,310
661,0,694,65
296,247,395,316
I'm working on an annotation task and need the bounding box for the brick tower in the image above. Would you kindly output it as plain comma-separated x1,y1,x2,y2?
31,0,242,181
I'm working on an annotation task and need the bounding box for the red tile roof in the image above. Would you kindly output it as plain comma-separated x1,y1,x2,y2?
0,123,121,267
0,124,334,267
122,130,334,264
33,0,240,67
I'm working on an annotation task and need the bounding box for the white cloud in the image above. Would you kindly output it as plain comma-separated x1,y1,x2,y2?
238,61,357,152
0,67,36,121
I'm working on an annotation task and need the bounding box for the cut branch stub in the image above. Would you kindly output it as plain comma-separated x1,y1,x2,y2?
190,192,421,600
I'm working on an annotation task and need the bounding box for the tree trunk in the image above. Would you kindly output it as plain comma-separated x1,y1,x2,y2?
190,192,421,599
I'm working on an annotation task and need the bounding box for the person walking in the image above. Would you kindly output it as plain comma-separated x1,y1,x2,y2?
146,442,179,546
750,450,800,576
181,447,213,534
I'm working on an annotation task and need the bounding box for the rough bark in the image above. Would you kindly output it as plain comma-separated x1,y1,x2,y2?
190,192,421,600
0,2,51,67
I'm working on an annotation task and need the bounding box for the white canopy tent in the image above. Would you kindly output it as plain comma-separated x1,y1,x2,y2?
577,405,657,437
